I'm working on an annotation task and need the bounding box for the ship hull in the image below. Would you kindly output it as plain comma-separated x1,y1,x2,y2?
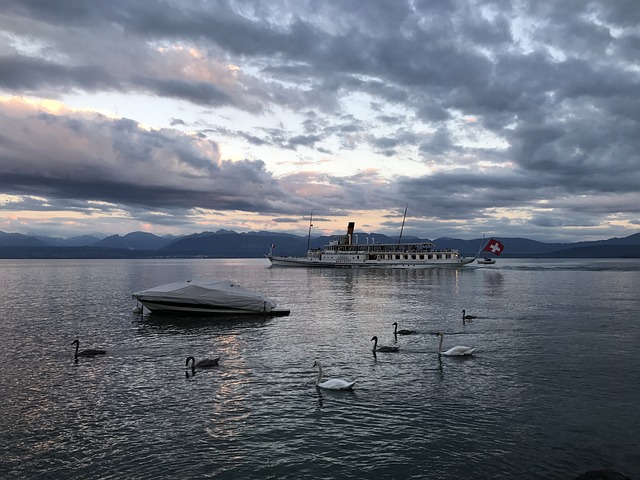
268,255,475,269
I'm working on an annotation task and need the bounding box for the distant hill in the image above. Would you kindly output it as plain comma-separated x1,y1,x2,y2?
0,229,638,259
29,235,104,247
0,232,48,247
95,231,177,250
0,246,153,259
434,237,571,256
529,244,640,258
160,231,308,257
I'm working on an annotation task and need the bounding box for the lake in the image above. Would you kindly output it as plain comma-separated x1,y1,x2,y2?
0,258,638,479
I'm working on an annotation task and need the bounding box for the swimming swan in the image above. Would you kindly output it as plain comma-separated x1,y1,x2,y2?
186,356,220,374
371,336,399,352
435,332,475,356
313,361,355,390
462,309,477,321
71,339,106,359
392,322,416,335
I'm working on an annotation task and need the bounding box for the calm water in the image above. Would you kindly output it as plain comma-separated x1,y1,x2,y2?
0,258,638,479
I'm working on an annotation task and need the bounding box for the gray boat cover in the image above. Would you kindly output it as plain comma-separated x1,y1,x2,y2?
133,278,277,312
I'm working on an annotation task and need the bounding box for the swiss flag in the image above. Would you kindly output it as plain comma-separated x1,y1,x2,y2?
483,238,504,256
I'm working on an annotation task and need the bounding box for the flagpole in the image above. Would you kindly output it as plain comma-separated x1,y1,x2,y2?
475,233,486,259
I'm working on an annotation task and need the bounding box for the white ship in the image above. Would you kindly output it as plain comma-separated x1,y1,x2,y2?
268,221,474,269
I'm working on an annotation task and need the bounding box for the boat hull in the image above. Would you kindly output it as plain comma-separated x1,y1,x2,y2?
476,258,496,265
136,299,289,315
268,255,475,269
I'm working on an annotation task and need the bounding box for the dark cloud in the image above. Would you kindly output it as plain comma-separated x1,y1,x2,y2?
0,104,299,214
0,55,114,91
0,0,639,241
134,76,233,106
287,134,322,149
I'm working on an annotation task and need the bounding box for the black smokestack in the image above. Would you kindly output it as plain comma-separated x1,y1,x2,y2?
346,222,355,245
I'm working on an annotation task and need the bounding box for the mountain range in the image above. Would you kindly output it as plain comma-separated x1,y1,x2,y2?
1,229,639,259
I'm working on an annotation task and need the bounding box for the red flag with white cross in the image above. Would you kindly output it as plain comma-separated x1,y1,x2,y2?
483,238,504,256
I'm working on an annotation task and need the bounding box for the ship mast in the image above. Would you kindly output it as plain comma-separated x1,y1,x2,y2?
306,212,313,250
397,204,408,245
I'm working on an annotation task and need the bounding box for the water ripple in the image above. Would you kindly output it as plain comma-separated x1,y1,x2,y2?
1,259,640,479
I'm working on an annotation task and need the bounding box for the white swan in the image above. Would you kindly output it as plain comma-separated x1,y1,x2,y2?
371,336,399,352
435,332,475,356
392,322,416,335
71,339,106,359
462,309,477,321
186,356,220,375
313,361,355,390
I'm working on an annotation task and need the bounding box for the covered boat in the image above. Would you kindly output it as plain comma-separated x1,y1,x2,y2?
132,279,289,315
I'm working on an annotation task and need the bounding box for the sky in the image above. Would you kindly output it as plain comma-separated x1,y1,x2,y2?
1,0,639,243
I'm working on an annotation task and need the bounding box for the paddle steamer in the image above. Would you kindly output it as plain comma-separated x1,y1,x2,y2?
268,222,474,269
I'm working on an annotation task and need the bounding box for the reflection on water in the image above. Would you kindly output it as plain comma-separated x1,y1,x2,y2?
483,271,505,297
1,258,639,479
136,312,275,334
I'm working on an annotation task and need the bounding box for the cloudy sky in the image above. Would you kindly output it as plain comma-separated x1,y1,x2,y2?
1,0,639,242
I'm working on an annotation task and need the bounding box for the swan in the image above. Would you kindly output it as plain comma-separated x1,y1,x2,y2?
392,322,416,335
371,336,399,352
462,309,477,321
435,332,475,356
186,356,220,374
71,339,106,359
313,361,355,390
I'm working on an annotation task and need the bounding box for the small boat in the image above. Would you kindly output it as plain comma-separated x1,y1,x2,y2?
476,257,496,265
268,219,475,269
474,234,503,265
132,279,289,315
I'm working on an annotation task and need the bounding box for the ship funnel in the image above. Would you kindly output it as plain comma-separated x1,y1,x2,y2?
346,222,355,245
